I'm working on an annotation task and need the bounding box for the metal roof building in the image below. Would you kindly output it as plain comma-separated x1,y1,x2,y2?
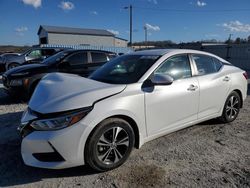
38,25,128,47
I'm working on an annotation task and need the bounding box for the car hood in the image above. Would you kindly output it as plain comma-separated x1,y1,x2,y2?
4,63,48,78
29,73,126,114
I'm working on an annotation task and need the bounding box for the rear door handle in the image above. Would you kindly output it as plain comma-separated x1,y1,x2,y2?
187,84,198,91
223,76,230,82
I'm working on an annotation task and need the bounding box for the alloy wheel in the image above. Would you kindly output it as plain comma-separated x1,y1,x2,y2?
96,127,129,165
226,95,239,120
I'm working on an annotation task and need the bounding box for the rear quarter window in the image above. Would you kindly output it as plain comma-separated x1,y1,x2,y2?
212,57,223,71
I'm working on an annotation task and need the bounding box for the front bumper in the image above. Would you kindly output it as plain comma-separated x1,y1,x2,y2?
0,63,5,73
2,75,29,98
21,121,89,169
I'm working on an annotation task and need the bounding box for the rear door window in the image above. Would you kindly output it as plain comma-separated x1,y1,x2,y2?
191,54,218,75
42,49,56,56
91,52,108,63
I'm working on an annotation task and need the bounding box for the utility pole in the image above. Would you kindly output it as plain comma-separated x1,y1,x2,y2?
226,34,233,60
124,5,133,46
144,25,148,47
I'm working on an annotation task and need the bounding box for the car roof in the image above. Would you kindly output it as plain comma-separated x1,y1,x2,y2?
60,49,117,54
131,49,215,56
132,49,175,56
130,49,230,64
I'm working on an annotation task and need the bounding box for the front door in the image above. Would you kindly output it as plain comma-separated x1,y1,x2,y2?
144,54,199,136
60,51,88,74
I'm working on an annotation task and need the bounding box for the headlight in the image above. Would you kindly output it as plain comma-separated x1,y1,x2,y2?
30,108,92,131
9,79,23,86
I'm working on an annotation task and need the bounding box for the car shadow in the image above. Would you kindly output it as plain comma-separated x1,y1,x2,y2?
0,77,25,105
247,82,250,95
0,87,26,105
0,111,98,187
197,118,225,126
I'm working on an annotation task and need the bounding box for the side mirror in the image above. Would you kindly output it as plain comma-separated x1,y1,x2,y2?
151,74,174,85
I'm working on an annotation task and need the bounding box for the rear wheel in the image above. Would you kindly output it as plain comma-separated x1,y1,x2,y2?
220,91,241,123
85,118,135,171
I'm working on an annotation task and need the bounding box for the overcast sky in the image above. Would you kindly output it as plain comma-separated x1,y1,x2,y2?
0,0,250,45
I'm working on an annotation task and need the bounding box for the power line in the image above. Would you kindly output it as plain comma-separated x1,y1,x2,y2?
134,6,250,13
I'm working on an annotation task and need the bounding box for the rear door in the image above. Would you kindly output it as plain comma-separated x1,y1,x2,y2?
190,54,231,119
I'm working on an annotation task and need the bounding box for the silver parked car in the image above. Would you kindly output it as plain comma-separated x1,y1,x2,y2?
19,49,248,171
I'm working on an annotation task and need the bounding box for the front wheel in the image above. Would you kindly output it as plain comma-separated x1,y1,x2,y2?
8,63,19,70
85,118,135,171
220,91,241,123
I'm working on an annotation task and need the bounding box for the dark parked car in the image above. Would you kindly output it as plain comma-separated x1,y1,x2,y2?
2,47,64,72
0,53,21,72
2,49,117,99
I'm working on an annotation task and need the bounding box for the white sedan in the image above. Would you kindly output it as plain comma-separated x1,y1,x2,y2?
19,49,248,171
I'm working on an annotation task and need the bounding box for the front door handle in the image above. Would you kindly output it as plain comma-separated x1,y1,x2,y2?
223,76,230,82
187,84,198,91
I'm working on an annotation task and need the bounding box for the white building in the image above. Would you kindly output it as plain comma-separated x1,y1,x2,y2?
38,25,127,47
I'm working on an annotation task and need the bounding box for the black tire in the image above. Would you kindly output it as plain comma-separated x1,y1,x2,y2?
29,80,40,98
8,63,19,70
85,118,135,172
220,91,241,123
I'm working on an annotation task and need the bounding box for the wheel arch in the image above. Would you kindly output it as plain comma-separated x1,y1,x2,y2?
110,115,140,149
6,62,20,69
86,115,140,149
232,89,243,108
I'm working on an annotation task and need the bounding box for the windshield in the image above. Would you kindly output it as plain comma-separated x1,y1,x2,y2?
42,51,69,65
89,54,160,84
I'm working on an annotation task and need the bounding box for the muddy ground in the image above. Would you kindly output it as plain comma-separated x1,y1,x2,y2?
0,78,249,188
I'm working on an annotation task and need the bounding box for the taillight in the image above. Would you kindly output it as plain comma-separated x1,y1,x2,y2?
243,72,248,80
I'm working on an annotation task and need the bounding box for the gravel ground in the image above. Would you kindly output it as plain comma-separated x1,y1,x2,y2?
0,77,249,188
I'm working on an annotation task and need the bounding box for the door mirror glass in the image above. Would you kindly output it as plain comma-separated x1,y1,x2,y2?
151,74,174,85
